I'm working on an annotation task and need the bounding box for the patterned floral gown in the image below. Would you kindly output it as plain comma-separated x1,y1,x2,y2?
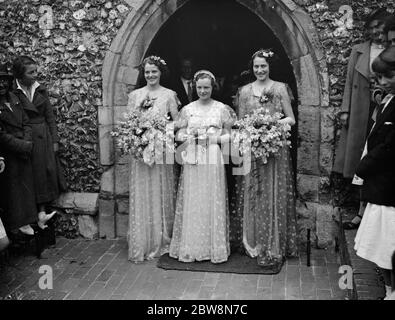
127,86,179,262
232,81,298,271
169,101,236,263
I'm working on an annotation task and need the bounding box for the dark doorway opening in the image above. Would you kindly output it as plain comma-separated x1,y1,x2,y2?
145,0,298,169
147,0,296,91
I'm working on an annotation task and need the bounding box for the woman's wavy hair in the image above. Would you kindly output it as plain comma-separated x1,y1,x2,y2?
135,55,170,88
12,55,36,79
193,70,220,95
247,48,279,79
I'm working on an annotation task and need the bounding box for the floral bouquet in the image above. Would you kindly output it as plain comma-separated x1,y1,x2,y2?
111,108,175,166
179,126,210,165
232,107,291,164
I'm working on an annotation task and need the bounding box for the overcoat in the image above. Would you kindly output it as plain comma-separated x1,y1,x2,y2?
13,83,60,204
333,41,373,178
356,96,395,207
0,92,37,230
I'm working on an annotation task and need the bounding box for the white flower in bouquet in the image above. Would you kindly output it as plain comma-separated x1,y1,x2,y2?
232,107,291,164
111,108,175,165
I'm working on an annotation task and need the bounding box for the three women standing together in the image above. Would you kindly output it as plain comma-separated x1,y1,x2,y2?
126,49,299,270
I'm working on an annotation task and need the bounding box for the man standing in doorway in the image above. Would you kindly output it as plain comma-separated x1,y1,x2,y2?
171,57,196,108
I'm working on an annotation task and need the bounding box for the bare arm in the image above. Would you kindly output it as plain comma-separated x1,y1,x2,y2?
278,83,295,126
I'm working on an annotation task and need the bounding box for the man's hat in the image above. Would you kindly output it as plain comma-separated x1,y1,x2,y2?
0,64,12,79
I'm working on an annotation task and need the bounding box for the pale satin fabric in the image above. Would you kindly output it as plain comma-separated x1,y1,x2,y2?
169,101,235,263
127,87,179,262
355,204,395,270
0,218,7,239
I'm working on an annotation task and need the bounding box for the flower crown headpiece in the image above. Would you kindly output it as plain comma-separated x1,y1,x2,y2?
193,70,216,82
145,55,167,66
253,49,274,59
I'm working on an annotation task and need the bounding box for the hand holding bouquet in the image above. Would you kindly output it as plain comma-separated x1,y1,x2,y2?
111,108,175,166
232,107,291,164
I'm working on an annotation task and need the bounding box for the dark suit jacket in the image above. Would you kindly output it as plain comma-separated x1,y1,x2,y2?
170,77,197,109
356,96,395,206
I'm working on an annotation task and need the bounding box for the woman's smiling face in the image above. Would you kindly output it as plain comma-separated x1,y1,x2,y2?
253,56,270,82
196,77,212,101
144,63,161,86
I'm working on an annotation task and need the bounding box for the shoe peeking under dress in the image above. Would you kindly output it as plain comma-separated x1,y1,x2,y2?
38,211,57,230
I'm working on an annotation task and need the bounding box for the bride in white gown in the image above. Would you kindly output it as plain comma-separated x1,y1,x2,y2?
169,70,236,263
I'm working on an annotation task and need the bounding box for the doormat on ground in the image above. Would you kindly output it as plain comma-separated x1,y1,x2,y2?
157,253,284,274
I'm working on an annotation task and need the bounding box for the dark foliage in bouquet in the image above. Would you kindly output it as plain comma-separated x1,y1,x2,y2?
111,107,175,165
232,107,291,164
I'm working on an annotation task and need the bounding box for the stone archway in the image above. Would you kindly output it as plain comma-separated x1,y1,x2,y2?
100,0,333,246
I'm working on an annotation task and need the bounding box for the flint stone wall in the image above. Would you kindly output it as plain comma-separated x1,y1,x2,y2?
1,0,394,242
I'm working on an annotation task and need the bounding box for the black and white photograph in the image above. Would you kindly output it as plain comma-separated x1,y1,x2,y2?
1,0,395,305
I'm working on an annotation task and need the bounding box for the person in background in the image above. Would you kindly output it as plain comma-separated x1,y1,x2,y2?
171,56,197,108
384,16,395,48
0,155,10,252
12,56,59,230
354,45,395,300
333,8,392,230
0,63,37,239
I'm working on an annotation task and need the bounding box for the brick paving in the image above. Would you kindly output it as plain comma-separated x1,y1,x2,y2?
344,229,385,300
0,238,347,300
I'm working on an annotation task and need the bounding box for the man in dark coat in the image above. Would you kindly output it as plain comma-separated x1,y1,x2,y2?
12,56,60,227
333,9,391,229
0,64,37,235
334,9,391,178
170,57,197,108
